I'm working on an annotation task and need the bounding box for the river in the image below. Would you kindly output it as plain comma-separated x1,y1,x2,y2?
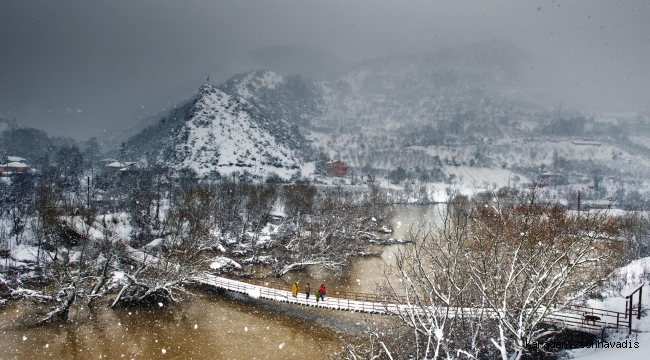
276,204,444,294
0,204,442,359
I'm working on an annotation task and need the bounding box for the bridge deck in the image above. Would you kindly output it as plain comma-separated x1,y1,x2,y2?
196,273,395,313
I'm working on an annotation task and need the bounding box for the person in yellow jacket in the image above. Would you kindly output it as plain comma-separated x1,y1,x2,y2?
291,282,298,297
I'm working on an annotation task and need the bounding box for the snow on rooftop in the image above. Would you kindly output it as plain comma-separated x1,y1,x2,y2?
7,156,26,162
4,162,28,168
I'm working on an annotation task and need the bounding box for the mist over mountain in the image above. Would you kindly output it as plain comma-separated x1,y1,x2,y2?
248,45,347,81
107,39,650,200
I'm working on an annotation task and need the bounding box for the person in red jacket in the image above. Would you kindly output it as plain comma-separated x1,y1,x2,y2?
318,284,326,301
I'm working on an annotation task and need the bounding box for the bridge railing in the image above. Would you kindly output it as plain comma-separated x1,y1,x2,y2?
545,304,632,332
219,274,413,304
217,273,633,331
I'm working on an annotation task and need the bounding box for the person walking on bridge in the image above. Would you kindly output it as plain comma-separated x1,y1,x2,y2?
318,284,326,301
306,283,310,299
291,282,298,298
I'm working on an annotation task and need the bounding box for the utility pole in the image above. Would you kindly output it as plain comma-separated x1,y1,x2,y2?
577,190,581,212
87,176,90,209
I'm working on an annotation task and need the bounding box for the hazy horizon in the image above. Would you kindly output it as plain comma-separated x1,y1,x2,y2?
1,0,649,140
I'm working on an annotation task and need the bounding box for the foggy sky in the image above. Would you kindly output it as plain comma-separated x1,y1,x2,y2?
1,0,649,140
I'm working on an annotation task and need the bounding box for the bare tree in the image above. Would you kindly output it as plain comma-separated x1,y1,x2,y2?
378,196,492,359
109,249,193,308
269,183,392,277
466,190,623,360
29,208,110,323
617,211,650,261
164,183,216,252
107,183,218,307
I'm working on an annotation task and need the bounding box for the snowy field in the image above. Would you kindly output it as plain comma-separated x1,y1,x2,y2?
443,165,526,188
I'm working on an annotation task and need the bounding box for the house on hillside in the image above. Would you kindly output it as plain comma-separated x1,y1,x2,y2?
0,156,31,175
105,161,140,175
326,160,349,177
104,161,125,174
537,171,567,187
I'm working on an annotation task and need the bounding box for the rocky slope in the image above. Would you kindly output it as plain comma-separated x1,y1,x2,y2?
171,84,303,178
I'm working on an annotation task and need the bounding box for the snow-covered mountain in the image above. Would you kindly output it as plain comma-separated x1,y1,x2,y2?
122,73,313,180
123,40,543,178
314,39,536,128
218,69,320,150
298,40,650,195
121,40,650,199
171,84,304,178
300,40,558,174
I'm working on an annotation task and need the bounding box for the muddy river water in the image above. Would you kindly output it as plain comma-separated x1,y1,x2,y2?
0,205,441,359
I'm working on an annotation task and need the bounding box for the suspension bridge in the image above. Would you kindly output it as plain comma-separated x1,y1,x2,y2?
68,218,642,335
127,248,640,335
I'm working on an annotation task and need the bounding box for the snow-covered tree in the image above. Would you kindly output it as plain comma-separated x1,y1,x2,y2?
376,189,624,360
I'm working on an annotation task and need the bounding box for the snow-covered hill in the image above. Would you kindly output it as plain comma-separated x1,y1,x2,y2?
121,40,650,201
170,84,303,179
121,72,312,180
218,69,319,151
